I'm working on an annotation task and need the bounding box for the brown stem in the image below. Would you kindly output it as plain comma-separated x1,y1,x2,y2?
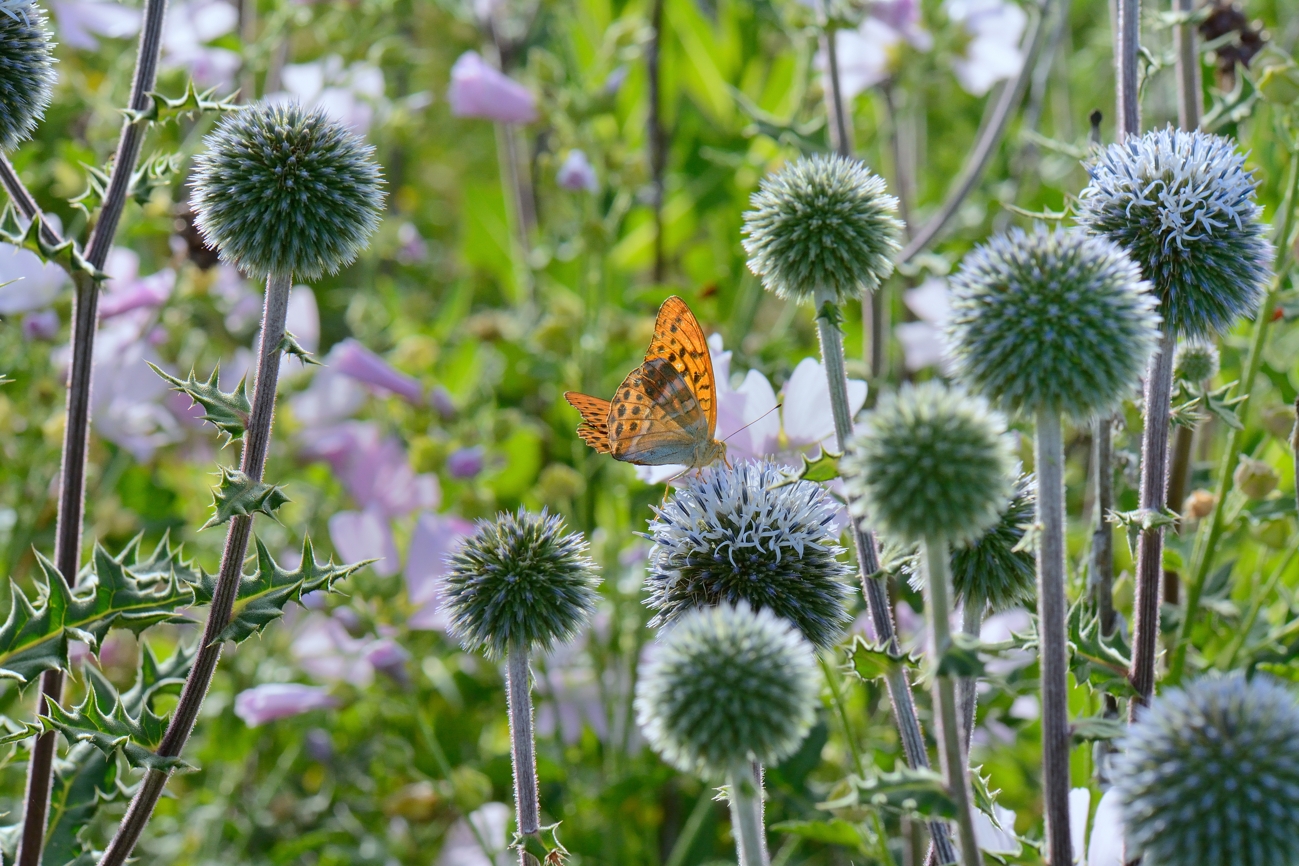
95,271,292,866
1172,0,1201,130
1163,422,1194,606
1091,416,1116,635
1115,0,1141,136
0,155,65,250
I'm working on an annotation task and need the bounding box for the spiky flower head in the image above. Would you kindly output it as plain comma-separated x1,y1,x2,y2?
1174,341,1220,384
843,381,1013,546
441,508,600,660
742,154,902,306
634,604,819,779
1115,674,1299,866
946,225,1160,421
643,462,852,649
1077,128,1272,339
190,101,385,281
908,474,1037,612
0,0,56,151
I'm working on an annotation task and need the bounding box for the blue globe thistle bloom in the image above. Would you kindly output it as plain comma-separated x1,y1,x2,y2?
0,0,55,151
1077,128,1272,339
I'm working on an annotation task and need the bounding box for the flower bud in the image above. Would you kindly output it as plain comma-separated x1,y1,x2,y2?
1233,457,1278,500
1183,489,1216,520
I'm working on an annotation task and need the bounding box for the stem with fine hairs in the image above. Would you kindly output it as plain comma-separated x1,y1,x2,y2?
958,601,984,754
728,763,769,866
0,155,64,250
506,644,542,865
812,287,960,865
17,0,171,861
95,272,292,866
648,0,667,283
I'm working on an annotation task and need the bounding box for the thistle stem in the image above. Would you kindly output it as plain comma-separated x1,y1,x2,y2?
1034,410,1073,864
728,763,769,866
959,601,984,754
1172,0,1201,131
812,287,959,866
96,270,292,866
1090,416,1116,635
920,536,983,866
1172,147,1299,683
0,154,64,250
506,643,541,865
1163,422,1194,606
1129,328,1177,713
18,0,170,861
1114,0,1141,136
648,0,667,282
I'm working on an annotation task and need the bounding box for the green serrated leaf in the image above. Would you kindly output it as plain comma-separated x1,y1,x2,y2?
819,768,957,820
41,692,186,773
769,819,871,852
844,634,918,682
816,299,845,330
192,537,361,645
201,466,290,530
121,80,242,124
0,205,103,281
130,152,183,207
1071,715,1126,742
150,363,250,444
936,632,985,679
1108,507,1180,560
1067,601,1135,697
280,332,321,366
514,821,568,865
0,538,195,684
772,447,841,489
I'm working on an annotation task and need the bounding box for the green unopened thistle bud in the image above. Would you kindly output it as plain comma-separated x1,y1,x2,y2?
1116,674,1299,866
946,225,1161,420
634,604,819,780
843,381,1014,546
741,154,902,306
1077,128,1272,339
190,101,386,280
0,1,56,151
1173,341,1220,384
442,509,600,660
644,462,852,649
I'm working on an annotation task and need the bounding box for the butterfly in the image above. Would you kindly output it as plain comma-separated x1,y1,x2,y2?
565,296,728,470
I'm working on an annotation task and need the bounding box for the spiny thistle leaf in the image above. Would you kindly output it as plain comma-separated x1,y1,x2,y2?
1067,602,1134,697
192,537,360,644
150,363,250,444
200,466,290,530
121,80,241,124
0,205,104,281
280,332,321,366
0,537,195,685
1071,715,1127,742
40,693,186,773
818,767,957,820
844,635,919,682
772,447,841,488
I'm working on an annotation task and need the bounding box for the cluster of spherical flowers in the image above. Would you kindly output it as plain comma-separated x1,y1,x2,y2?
0,0,56,151
642,462,852,649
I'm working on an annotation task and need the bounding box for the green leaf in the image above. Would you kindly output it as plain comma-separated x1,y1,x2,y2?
935,632,985,679
1107,507,1179,560
819,767,957,820
280,332,321,366
150,363,250,444
200,466,290,531
0,205,104,282
40,693,186,773
1067,601,1135,697
192,537,361,645
121,80,241,124
772,447,841,488
769,819,870,852
1071,715,1126,743
0,537,195,684
844,635,918,682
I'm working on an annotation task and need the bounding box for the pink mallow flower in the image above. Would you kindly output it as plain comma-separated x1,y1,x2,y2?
22,309,59,341
290,612,408,685
557,150,598,192
48,0,139,50
944,0,1027,96
161,0,240,91
0,243,69,315
816,0,933,99
100,248,175,320
83,317,181,460
328,338,424,404
272,55,387,134
329,507,401,577
405,512,474,630
234,683,338,727
448,51,537,124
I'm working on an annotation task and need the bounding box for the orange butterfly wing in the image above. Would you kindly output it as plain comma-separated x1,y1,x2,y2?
608,357,710,466
563,391,613,454
643,297,717,435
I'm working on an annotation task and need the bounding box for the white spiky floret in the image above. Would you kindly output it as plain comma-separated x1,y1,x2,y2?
643,462,852,649
0,0,30,24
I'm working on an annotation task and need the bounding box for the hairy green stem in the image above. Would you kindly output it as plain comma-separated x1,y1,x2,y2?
921,537,983,866
959,601,984,754
0,155,64,250
1034,411,1073,863
96,270,292,866
1172,0,1201,130
728,763,769,866
648,0,667,282
1172,148,1299,682
812,288,960,865
17,0,171,860
1090,416,1116,635
506,643,541,865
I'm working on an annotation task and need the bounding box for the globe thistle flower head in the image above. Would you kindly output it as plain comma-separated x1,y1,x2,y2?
643,462,852,649
634,604,819,779
843,381,1014,546
946,224,1161,421
1115,673,1299,866
908,473,1037,612
190,101,385,281
1077,128,1272,339
441,508,600,660
1174,341,1220,384
742,153,902,305
0,0,56,151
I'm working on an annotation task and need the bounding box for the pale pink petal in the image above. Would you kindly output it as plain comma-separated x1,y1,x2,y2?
234,683,337,727
406,512,475,630
903,277,952,324
448,51,537,124
1087,788,1125,866
436,802,512,866
781,358,865,449
330,338,423,404
557,150,598,192
0,244,69,315
1069,788,1091,863
896,321,946,371
290,614,375,686
328,508,399,577
973,804,1020,855
724,369,778,460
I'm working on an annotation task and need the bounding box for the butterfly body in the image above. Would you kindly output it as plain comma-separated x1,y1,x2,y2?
565,297,727,470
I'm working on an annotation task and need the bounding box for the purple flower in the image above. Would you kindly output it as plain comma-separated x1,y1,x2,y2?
446,446,485,479
48,0,139,50
328,507,400,577
21,309,59,341
328,338,424,404
81,318,181,460
100,248,175,320
235,683,338,726
604,65,629,95
448,51,537,124
271,55,387,133
290,612,409,685
817,0,932,98
557,150,598,192
405,512,474,630
945,0,1027,95
0,243,69,315
535,637,610,745
161,0,239,90
365,637,410,681
396,222,428,263
290,368,367,427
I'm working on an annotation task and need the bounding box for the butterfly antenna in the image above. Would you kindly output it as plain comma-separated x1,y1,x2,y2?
722,403,783,444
